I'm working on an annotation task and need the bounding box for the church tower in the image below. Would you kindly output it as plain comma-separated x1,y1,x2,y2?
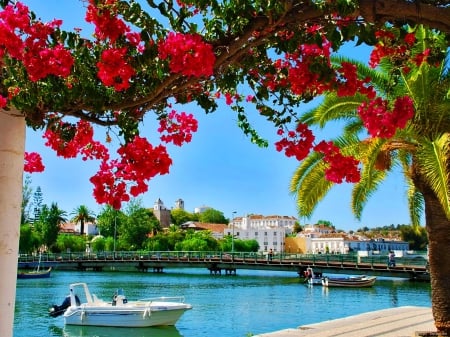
153,198,171,228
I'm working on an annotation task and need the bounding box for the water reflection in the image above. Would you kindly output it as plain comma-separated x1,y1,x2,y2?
50,325,182,337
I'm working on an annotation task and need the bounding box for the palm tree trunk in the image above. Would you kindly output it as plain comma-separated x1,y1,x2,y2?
0,109,26,337
423,184,450,336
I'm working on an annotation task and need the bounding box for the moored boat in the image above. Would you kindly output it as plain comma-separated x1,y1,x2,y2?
49,282,192,327
322,275,376,288
17,267,52,279
17,252,51,279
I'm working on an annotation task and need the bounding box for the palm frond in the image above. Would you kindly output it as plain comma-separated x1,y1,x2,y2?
290,153,333,217
299,94,362,127
351,138,388,219
415,134,450,219
407,182,424,228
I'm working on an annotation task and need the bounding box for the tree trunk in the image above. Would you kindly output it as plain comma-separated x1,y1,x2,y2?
0,109,25,337
423,183,450,336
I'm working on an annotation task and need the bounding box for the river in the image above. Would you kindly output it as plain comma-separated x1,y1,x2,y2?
14,268,431,337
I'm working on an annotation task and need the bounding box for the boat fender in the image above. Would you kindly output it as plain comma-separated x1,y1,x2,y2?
143,308,151,318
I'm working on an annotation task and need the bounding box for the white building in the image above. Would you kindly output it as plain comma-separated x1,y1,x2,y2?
309,236,348,254
347,238,409,253
74,222,99,236
194,205,211,214
232,214,297,234
301,235,409,255
226,214,296,252
224,226,286,253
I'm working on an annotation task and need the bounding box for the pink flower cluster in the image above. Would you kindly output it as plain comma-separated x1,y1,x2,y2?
358,96,415,138
0,3,74,82
158,110,198,146
24,152,45,173
275,123,315,161
158,32,215,77
90,136,172,209
85,0,129,43
43,120,108,160
314,141,361,184
97,47,136,91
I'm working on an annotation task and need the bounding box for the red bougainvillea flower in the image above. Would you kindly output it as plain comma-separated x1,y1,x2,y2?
90,136,173,209
24,152,45,173
357,96,414,138
158,110,198,146
43,120,109,160
314,141,360,183
0,2,74,81
85,0,129,43
158,32,215,77
275,123,315,161
97,47,136,91
0,95,7,108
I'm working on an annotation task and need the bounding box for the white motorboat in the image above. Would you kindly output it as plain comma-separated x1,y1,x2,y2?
49,283,192,327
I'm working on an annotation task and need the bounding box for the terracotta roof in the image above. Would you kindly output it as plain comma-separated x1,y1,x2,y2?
59,222,76,233
181,222,228,233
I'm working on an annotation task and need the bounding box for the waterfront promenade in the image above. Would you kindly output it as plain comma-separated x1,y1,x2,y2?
255,306,435,337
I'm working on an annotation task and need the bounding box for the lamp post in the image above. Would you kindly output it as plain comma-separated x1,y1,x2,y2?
231,211,237,254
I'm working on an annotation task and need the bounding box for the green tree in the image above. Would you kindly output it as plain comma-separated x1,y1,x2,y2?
293,222,303,234
290,27,449,330
120,201,160,250
35,203,67,251
199,208,228,224
71,205,96,236
175,230,218,251
317,220,334,228
56,234,86,253
32,186,43,223
18,224,40,253
171,209,195,227
96,205,125,238
400,225,428,251
90,236,106,252
147,227,186,251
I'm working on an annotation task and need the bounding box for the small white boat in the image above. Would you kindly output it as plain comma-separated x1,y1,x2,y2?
322,275,377,288
49,283,192,327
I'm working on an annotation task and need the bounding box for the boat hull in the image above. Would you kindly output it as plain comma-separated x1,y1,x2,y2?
17,267,51,279
322,276,376,288
64,305,191,327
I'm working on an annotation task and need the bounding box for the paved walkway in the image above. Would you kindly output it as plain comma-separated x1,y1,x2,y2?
254,306,435,337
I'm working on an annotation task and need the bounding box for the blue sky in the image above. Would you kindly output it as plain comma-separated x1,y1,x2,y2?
21,0,413,231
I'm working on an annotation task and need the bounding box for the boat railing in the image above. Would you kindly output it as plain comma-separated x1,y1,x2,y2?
138,296,186,303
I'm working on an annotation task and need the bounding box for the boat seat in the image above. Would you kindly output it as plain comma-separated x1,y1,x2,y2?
92,294,103,303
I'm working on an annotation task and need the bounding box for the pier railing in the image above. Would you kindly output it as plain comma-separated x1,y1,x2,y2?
18,250,428,269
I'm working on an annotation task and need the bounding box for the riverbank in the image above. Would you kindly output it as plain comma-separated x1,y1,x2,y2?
254,306,435,337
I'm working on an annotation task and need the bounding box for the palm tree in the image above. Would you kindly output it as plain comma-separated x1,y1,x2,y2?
71,205,96,236
290,27,450,334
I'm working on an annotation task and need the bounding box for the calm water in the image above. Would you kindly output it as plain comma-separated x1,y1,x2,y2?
14,268,431,337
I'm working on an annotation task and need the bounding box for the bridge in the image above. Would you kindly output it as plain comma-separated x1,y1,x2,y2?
18,251,429,280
